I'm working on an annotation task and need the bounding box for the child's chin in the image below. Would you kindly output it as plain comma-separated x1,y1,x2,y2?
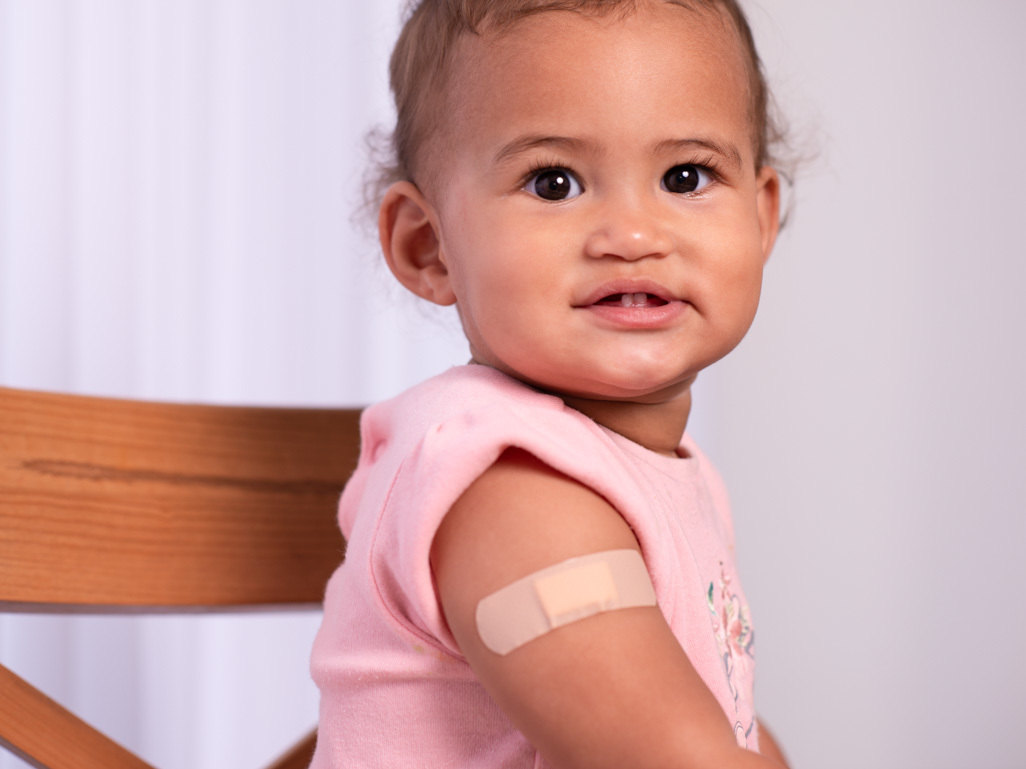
552,372,694,405
490,356,692,403
595,364,695,397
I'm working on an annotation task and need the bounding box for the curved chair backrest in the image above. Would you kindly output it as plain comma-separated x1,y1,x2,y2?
0,386,360,769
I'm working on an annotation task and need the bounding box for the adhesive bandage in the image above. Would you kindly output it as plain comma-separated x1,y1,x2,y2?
475,549,657,655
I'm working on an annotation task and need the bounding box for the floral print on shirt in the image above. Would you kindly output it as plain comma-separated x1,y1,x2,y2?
707,562,756,747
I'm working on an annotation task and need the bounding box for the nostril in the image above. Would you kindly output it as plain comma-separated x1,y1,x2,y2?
583,224,675,262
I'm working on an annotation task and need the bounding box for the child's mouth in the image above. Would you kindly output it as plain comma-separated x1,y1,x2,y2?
596,293,669,308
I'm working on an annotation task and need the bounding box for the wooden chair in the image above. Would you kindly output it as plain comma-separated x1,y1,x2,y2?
0,386,360,769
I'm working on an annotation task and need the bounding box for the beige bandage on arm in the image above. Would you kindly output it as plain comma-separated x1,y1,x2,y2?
475,549,657,655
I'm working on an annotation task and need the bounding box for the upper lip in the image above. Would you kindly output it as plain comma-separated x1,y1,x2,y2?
575,279,682,307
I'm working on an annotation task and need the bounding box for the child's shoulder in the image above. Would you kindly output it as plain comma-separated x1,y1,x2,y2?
358,364,714,497
345,364,643,541
360,364,586,458
368,364,562,423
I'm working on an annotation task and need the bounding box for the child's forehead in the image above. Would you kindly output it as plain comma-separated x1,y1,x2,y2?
459,2,733,64
452,8,744,121
406,1,753,195
442,3,746,115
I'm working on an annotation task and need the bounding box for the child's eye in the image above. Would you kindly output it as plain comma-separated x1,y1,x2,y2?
525,168,583,201
661,164,712,194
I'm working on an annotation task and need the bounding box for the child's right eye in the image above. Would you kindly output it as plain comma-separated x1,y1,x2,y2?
525,168,583,201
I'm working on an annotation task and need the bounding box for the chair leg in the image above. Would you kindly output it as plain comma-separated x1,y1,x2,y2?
0,663,155,769
264,728,317,769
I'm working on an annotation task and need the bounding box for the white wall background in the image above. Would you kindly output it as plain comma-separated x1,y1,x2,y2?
0,1,1022,768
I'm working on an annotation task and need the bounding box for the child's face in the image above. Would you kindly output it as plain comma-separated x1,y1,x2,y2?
393,2,779,405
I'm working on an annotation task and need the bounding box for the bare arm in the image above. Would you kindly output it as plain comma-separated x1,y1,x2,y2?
431,449,785,769
756,719,790,768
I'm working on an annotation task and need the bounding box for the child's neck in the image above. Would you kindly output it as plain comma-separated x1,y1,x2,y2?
559,388,692,459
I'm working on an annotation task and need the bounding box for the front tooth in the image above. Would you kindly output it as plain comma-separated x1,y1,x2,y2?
620,294,632,307
633,292,647,306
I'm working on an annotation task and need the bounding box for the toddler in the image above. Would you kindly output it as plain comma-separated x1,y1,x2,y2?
311,1,789,766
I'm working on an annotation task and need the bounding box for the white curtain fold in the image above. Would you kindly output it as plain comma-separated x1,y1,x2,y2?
0,2,467,767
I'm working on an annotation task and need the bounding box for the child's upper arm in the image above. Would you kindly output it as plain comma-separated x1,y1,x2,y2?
430,448,782,769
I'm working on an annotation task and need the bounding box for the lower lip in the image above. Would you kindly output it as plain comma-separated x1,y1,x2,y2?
579,300,689,329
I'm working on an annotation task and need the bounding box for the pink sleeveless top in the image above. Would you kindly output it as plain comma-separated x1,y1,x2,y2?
310,365,758,767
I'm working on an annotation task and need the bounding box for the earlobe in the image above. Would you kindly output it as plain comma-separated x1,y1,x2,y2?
379,181,457,306
755,166,781,264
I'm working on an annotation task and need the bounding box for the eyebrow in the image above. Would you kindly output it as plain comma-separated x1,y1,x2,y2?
493,135,590,166
656,138,744,172
493,134,745,172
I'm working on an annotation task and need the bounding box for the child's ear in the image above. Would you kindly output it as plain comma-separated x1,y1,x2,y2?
755,166,781,264
379,181,457,306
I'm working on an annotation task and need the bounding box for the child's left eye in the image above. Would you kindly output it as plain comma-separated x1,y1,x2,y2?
524,168,583,201
661,164,712,194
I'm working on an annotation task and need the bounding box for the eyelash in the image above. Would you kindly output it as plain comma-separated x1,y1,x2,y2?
518,155,723,194
682,155,722,184
519,158,577,190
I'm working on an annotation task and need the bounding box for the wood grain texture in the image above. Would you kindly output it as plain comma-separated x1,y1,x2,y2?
0,663,156,769
0,387,359,608
0,387,360,767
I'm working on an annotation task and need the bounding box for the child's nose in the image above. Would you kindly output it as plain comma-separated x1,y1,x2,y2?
582,202,674,261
